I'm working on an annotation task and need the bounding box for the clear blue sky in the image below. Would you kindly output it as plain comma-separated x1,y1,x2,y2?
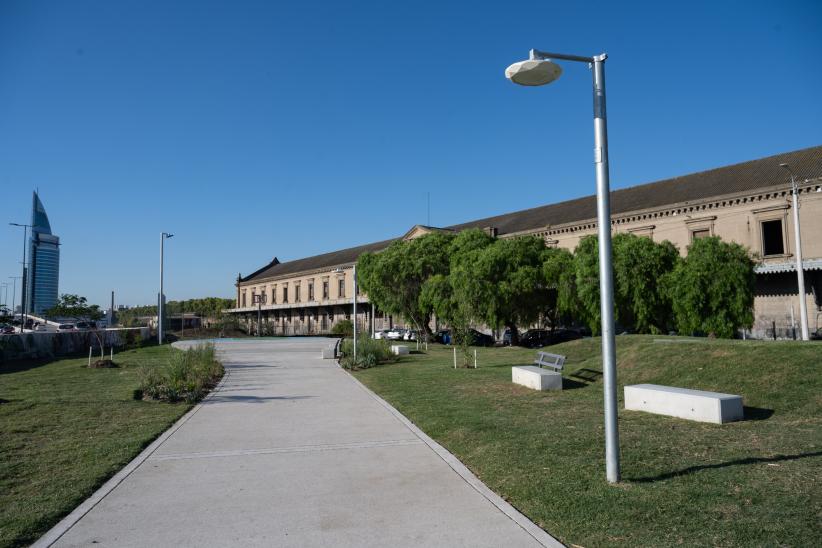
1,0,820,308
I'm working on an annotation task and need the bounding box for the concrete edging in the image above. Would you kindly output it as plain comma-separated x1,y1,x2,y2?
32,368,232,547
338,361,564,548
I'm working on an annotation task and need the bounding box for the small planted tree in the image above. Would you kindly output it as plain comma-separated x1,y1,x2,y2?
667,236,755,338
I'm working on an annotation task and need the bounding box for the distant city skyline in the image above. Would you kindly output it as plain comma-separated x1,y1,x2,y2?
1,0,820,307
28,191,60,315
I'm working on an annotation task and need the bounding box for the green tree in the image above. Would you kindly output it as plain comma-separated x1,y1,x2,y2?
357,232,453,339
542,247,579,329
451,234,547,344
612,233,680,334
45,294,103,320
573,236,605,333
667,236,755,338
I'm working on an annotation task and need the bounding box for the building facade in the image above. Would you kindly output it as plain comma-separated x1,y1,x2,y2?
27,192,60,315
229,146,822,339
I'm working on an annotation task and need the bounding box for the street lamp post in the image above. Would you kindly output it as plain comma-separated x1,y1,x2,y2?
779,163,809,341
506,49,620,483
8,276,21,318
9,222,32,329
353,264,357,363
159,232,174,344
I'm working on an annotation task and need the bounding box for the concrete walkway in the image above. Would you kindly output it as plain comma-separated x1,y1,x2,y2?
38,338,560,547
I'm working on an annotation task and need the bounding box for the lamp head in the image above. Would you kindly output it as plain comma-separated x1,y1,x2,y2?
163,232,174,239
505,52,562,86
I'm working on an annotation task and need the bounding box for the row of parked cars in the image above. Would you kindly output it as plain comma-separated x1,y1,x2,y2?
371,326,587,348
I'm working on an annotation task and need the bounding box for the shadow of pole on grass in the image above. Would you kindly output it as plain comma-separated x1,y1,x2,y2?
630,450,822,483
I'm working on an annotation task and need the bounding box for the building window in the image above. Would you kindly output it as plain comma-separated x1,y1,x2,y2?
691,228,711,241
308,281,314,301
323,280,329,300
271,286,276,304
338,278,345,298
761,219,785,256
241,292,246,307
299,311,305,322
295,284,301,302
283,285,289,303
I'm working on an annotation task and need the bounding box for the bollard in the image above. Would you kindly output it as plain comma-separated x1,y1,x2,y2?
88,347,92,367
453,347,456,369
474,349,477,369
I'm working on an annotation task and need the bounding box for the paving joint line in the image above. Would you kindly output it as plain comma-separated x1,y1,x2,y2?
151,438,424,461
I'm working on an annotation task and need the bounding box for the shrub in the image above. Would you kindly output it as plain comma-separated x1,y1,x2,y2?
136,343,224,403
339,335,395,369
331,320,354,337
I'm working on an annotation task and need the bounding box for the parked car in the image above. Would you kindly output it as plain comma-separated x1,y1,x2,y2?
0,324,15,334
433,329,452,344
57,323,77,332
373,329,391,340
34,323,48,332
519,328,583,348
403,329,418,341
467,329,495,347
386,328,404,340
75,321,91,330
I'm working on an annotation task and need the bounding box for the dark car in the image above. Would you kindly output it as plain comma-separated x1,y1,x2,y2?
433,329,452,344
466,329,495,347
520,328,583,348
0,324,15,334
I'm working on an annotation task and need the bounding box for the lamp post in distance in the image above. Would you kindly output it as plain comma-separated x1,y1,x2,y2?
779,163,809,341
333,265,357,363
505,49,620,483
9,222,33,329
159,232,174,345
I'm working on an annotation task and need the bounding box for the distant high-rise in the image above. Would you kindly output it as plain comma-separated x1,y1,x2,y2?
27,192,60,315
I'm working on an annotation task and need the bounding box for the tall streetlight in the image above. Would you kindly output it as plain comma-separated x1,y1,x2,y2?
1,282,8,310
9,222,32,328
8,276,21,318
159,232,174,344
506,49,620,483
333,266,357,363
779,163,809,341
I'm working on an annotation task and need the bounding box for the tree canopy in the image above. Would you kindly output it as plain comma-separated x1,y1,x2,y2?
45,294,103,320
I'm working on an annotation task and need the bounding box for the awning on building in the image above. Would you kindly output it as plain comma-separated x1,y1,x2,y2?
755,258,822,274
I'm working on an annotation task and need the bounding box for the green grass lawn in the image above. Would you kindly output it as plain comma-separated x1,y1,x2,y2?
354,336,822,547
0,346,197,548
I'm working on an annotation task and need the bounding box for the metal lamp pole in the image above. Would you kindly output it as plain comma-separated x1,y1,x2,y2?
353,264,357,363
159,232,173,344
9,222,32,329
8,276,21,318
779,163,809,341
506,49,620,483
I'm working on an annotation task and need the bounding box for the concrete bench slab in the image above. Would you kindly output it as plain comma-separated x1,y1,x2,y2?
512,366,562,391
321,347,336,359
624,384,743,424
390,345,410,356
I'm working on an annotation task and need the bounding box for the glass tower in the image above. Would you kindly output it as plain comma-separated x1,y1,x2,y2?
27,192,60,315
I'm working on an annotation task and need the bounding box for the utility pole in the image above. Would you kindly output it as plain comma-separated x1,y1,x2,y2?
779,163,809,341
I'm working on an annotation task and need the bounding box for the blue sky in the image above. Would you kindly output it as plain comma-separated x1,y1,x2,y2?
1,0,820,308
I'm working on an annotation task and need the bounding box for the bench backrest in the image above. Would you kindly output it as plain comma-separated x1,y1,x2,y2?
534,351,565,372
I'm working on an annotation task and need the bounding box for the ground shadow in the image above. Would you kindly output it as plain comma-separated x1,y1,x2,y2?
744,406,775,421
206,394,314,404
570,368,602,383
630,450,822,483
1,358,59,375
562,378,588,390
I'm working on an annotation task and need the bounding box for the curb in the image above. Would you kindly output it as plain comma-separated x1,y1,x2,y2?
32,358,231,547
338,360,564,548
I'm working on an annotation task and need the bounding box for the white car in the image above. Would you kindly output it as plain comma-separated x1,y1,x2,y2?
57,323,77,332
386,328,403,340
373,329,390,340
403,330,418,341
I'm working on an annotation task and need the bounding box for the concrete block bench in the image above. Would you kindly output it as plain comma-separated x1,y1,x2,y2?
624,384,743,424
512,366,562,391
321,347,336,359
390,345,409,356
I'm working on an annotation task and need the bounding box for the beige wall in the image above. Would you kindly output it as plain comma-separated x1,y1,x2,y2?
233,180,822,337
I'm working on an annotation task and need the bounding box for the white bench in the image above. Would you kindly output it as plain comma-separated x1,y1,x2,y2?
624,384,744,424
512,366,562,391
390,345,409,356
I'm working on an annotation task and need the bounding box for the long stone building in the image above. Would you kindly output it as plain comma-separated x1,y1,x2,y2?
229,146,822,339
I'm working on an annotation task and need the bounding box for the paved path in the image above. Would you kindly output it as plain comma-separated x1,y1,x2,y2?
39,338,559,547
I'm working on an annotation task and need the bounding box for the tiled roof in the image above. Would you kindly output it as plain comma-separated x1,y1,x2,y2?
242,145,822,283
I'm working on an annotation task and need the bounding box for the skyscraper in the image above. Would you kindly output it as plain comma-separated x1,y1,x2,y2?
27,192,60,315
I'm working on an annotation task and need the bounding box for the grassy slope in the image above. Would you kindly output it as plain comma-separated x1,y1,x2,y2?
355,337,822,547
0,346,192,547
